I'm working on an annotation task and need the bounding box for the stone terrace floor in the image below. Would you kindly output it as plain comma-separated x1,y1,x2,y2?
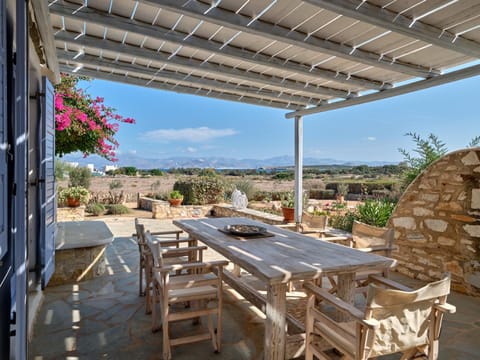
29,217,480,359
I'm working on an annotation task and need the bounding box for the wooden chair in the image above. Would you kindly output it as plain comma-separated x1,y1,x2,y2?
145,231,228,360
134,218,188,296
134,219,207,314
304,274,456,360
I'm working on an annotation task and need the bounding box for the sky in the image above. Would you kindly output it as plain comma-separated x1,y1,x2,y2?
76,74,479,163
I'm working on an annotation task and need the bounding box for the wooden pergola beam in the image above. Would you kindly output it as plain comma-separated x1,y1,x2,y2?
60,66,305,111
286,63,480,118
304,0,480,59
30,0,60,83
55,31,340,102
57,50,319,107
49,2,367,96
141,0,439,78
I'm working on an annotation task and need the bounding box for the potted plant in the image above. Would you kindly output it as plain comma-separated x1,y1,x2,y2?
58,186,90,207
168,190,184,207
281,192,295,222
336,183,349,203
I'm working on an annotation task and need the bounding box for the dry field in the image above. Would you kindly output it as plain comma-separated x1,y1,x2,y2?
59,174,325,195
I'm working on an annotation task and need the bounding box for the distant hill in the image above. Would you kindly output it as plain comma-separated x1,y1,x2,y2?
62,153,397,170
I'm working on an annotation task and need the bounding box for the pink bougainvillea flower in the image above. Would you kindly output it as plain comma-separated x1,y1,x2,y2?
54,73,135,161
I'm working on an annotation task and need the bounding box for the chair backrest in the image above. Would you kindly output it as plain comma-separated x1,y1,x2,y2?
134,218,146,245
145,230,165,268
352,220,394,250
365,274,451,357
302,211,328,230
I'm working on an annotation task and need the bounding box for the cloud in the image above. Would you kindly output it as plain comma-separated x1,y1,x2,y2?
143,127,238,142
367,136,376,141
186,147,197,153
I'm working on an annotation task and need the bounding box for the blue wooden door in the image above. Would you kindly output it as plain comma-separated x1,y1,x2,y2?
40,77,56,288
0,0,7,262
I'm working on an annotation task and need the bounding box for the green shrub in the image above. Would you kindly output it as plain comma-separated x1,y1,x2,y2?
356,199,397,227
173,177,225,205
234,179,256,200
329,210,358,232
55,159,74,180
69,167,91,188
109,179,123,190
106,204,131,215
198,168,217,177
272,172,294,180
86,203,105,216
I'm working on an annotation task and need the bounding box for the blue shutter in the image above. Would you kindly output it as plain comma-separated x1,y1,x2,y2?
0,0,7,261
40,77,56,288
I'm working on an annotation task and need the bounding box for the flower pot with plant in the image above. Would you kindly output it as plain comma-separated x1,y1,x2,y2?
336,183,349,203
59,186,90,207
281,192,295,222
168,190,184,207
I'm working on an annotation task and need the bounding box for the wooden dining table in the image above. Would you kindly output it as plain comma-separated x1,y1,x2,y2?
173,217,396,360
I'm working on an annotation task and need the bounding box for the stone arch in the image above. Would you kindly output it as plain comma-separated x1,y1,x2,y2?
389,148,480,296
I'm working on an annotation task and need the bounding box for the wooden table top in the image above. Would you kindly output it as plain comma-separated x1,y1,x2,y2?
173,217,395,284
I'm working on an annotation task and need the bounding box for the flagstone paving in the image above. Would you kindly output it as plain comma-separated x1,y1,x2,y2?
29,217,480,359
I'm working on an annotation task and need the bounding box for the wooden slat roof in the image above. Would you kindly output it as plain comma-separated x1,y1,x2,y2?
45,0,480,116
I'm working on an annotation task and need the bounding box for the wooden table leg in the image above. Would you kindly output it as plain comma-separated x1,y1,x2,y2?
336,272,355,321
265,283,287,360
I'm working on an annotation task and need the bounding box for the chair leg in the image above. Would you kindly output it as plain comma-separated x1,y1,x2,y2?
162,296,171,360
145,266,152,314
305,295,315,360
207,314,218,352
139,258,144,296
151,284,161,332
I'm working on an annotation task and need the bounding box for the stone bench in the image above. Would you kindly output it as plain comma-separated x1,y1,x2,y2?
49,221,114,286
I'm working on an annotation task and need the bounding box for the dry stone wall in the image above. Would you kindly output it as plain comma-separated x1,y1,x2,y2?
389,148,480,296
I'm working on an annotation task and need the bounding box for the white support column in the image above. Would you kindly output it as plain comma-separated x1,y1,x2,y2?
294,115,303,224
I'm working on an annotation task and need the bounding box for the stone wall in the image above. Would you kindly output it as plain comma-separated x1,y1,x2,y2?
49,245,106,286
137,195,212,219
57,206,85,222
389,148,480,296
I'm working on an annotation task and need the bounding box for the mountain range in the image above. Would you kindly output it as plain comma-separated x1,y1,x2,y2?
62,153,397,170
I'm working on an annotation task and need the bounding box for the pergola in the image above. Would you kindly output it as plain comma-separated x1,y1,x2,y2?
38,0,480,221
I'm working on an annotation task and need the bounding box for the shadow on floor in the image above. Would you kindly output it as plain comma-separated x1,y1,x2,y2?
29,235,480,360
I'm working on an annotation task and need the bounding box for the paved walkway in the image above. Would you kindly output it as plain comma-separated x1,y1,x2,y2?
29,217,480,359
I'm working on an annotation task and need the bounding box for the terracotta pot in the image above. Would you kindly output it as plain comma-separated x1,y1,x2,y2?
66,197,81,207
282,207,295,223
336,195,344,203
168,198,183,207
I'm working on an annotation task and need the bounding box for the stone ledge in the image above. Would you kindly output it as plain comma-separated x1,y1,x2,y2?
212,205,284,225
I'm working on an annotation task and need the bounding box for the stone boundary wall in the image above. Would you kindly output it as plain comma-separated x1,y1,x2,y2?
137,196,212,219
57,206,85,222
389,148,480,296
212,205,284,225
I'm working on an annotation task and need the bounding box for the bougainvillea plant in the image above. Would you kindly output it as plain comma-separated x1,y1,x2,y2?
54,73,135,161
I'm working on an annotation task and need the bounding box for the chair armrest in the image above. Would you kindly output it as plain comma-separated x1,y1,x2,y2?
156,260,229,273
160,245,207,256
151,230,183,236
367,275,412,292
155,238,193,246
321,236,351,243
434,302,456,314
303,282,370,326
301,229,324,234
